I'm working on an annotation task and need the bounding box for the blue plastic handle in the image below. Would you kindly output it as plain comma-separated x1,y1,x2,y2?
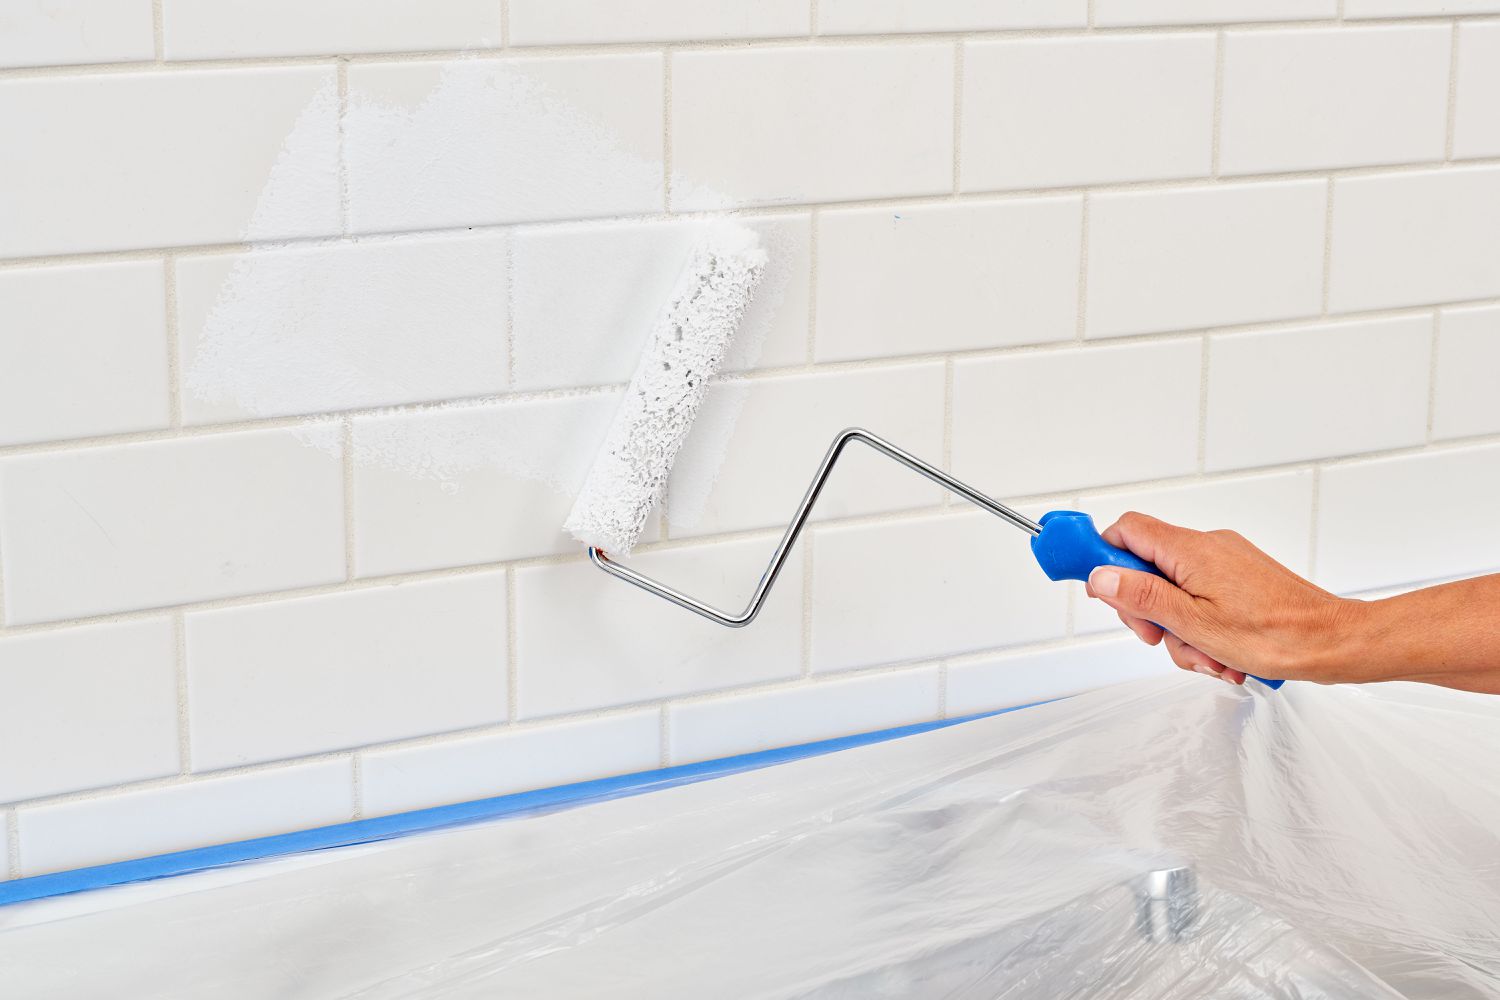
1029,510,1284,690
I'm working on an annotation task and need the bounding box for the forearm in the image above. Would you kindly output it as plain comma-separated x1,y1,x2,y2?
1326,574,1500,694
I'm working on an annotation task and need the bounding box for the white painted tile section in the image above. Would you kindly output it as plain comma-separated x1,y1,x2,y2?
515,538,804,718
814,198,1082,362
16,759,353,876
0,620,179,803
0,0,153,68
1219,26,1450,175
510,0,808,44
176,233,508,423
361,711,660,817
1328,167,1500,313
0,68,339,259
510,215,809,391
951,341,1201,496
352,393,628,577
665,365,947,539
1086,180,1327,338
1072,470,1316,634
163,0,501,59
671,45,954,210
186,573,508,771
0,428,345,624
961,35,1215,191
1094,0,1337,25
1205,315,1432,471
1433,305,1500,441
818,0,1086,32
1316,444,1500,594
810,511,1068,673
1453,22,1500,160
0,817,9,877
345,56,663,233
669,668,942,764
947,636,1174,715
0,261,170,446
1344,0,1500,16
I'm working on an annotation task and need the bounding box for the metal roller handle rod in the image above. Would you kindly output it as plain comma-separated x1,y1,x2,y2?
587,427,1041,628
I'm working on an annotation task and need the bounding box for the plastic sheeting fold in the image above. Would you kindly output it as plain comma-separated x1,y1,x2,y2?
2,674,1498,998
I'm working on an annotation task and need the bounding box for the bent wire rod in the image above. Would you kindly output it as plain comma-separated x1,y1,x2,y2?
587,427,1043,628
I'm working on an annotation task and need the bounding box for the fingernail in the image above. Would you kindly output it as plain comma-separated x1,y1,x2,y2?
1193,664,1222,678
1088,567,1120,598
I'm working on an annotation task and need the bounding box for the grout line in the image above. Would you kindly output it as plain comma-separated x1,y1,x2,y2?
941,357,955,485
502,231,516,386
1307,466,1323,582
5,810,18,879
1426,309,1442,443
951,39,964,195
1320,176,1336,316
1087,0,1097,29
1074,193,1090,340
7,156,1500,272
1196,335,1211,472
505,566,519,722
809,0,818,36
806,208,820,363
350,754,364,820
151,0,164,62
342,417,357,581
1444,20,1460,163
174,611,191,773
661,48,673,213
1210,30,1225,178
499,0,510,48
162,254,182,428
937,661,948,719
336,60,351,235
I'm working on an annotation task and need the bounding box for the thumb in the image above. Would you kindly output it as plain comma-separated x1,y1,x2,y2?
1087,565,1201,638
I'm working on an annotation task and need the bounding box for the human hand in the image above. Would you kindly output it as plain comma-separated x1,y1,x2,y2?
1083,513,1359,686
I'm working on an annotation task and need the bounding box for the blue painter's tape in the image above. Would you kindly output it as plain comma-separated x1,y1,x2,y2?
0,701,1050,909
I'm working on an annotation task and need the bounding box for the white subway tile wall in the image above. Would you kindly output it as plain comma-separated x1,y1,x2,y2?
3,3,1498,876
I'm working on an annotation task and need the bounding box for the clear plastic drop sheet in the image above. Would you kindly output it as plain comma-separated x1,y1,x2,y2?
3,674,1499,999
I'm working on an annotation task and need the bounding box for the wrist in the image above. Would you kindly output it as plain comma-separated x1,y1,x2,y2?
1300,596,1387,684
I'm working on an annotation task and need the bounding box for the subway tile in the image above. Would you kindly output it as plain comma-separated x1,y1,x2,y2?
1344,0,1500,16
510,0,808,44
1093,0,1336,25
1086,180,1326,338
176,232,507,424
352,393,632,577
947,636,1174,716
1219,26,1449,175
345,56,663,233
0,261,169,446
1328,167,1500,314
163,0,500,59
0,620,179,803
1315,444,1500,594
515,537,803,718
814,199,1081,362
0,67,339,259
1454,22,1500,160
1433,305,1500,441
0,0,154,68
1206,315,1432,471
361,711,660,816
0,428,344,624
810,510,1067,673
664,364,946,540
186,574,507,770
671,45,953,210
818,0,1085,32
668,668,941,764
510,215,808,392
16,759,352,875
951,341,1201,497
1072,470,1316,634
962,35,1215,191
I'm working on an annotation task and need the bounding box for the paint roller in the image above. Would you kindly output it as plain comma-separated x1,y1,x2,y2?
564,223,1285,690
